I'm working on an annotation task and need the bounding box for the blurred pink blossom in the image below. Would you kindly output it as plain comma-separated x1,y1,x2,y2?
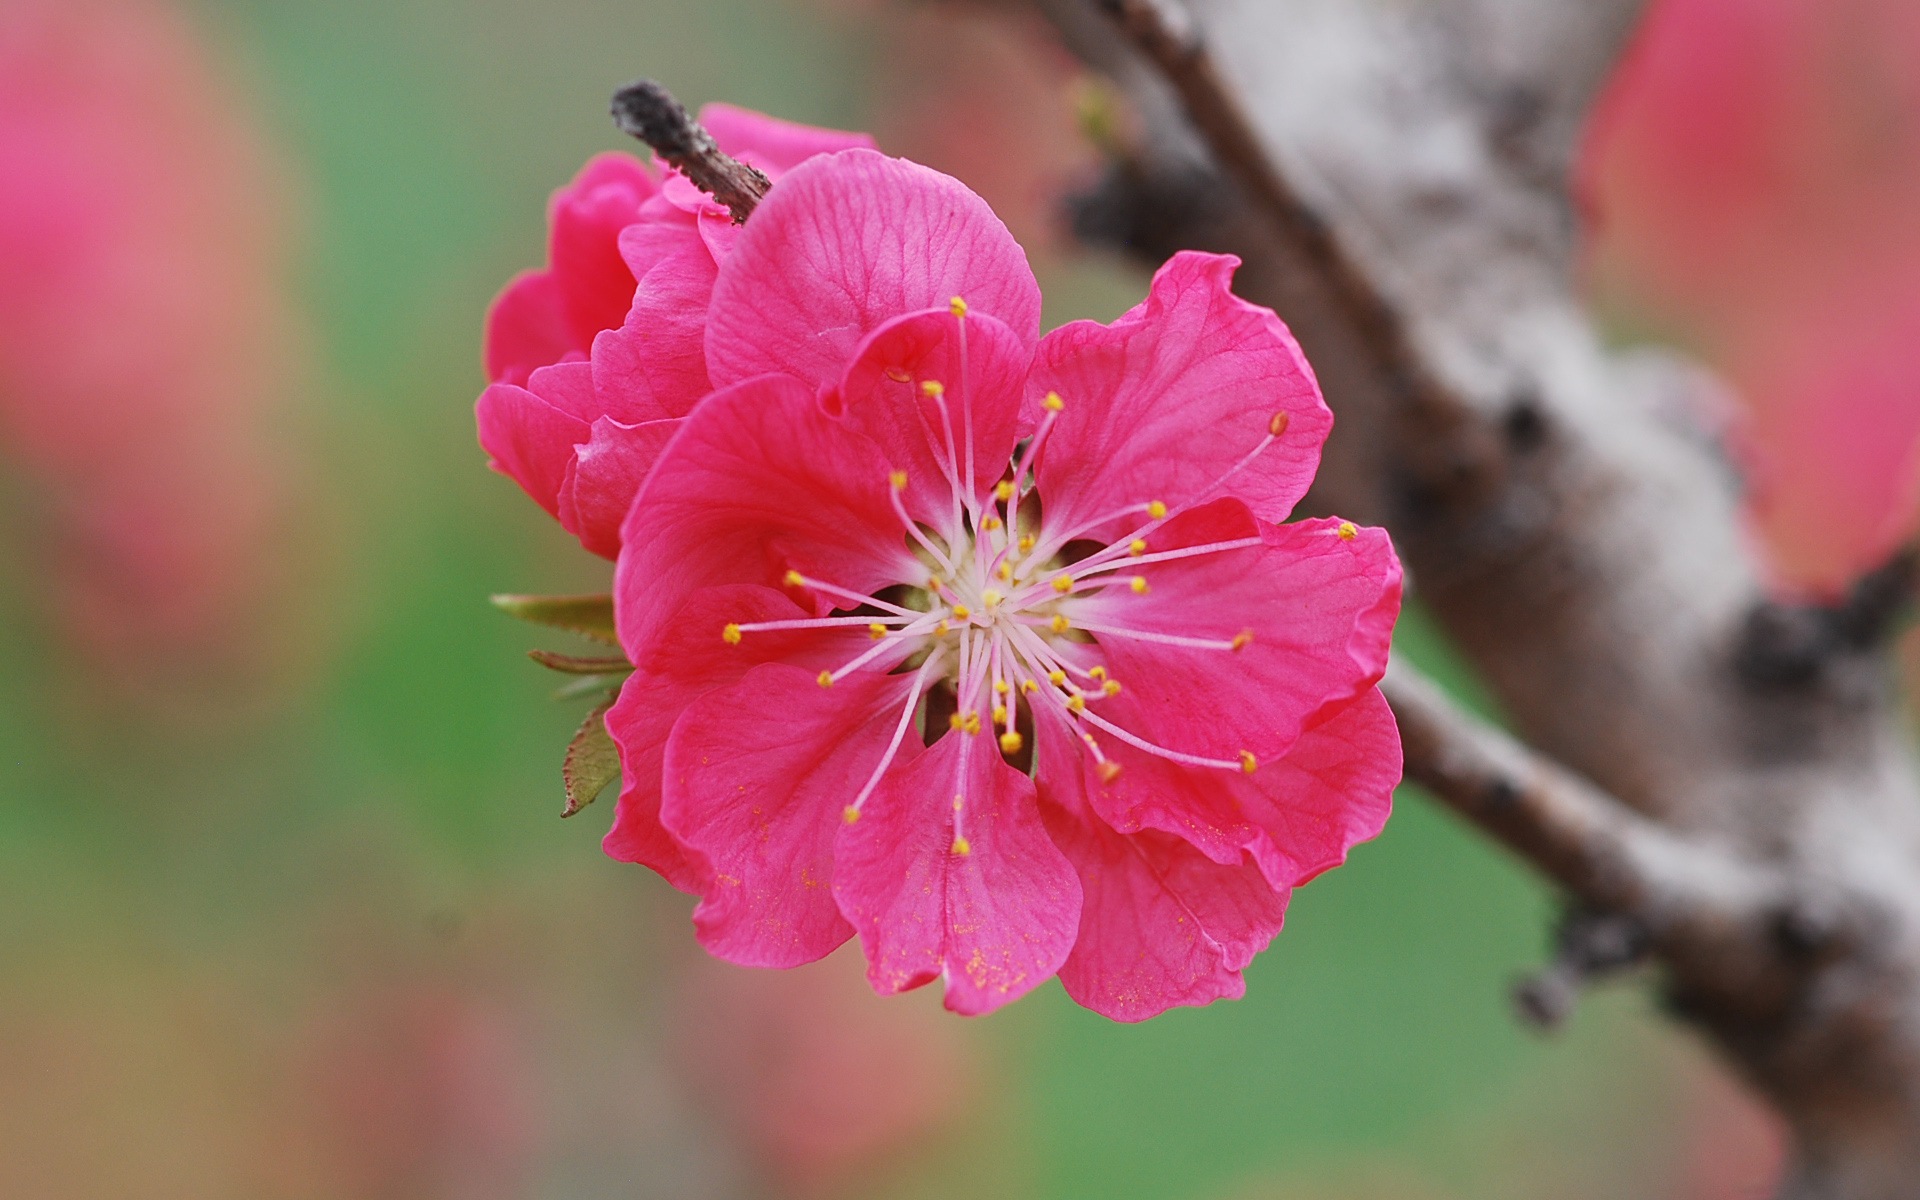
1583,0,1920,594
669,945,976,1191
0,0,305,690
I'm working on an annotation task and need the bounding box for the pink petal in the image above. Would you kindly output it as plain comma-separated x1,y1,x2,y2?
833,731,1080,1015
1072,500,1401,762
483,269,574,385
590,240,718,425
831,307,1031,522
705,149,1042,392
1030,251,1331,539
1036,721,1288,1022
1080,687,1398,890
558,416,679,560
604,583,875,892
661,663,918,967
547,151,656,342
700,102,878,173
614,373,922,660
475,377,589,520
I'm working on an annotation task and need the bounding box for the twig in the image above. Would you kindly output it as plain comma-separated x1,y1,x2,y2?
610,79,770,222
1381,659,1772,932
1095,0,1452,416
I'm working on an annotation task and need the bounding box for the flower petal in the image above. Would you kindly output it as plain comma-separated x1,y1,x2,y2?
615,373,922,659
1072,499,1401,761
833,731,1080,1015
700,102,878,173
483,269,573,385
661,662,917,967
705,149,1042,392
475,376,589,521
831,307,1031,523
1081,686,1398,891
1036,719,1288,1022
558,416,680,560
590,238,718,425
548,152,657,338
1030,251,1331,538
605,583,876,892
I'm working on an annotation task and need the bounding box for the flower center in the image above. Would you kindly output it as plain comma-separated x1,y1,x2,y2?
720,300,1300,852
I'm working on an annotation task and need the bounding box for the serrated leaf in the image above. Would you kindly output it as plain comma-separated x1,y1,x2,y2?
528,648,632,675
562,697,620,817
492,593,618,646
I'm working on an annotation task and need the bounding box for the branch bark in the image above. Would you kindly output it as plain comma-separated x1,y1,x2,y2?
610,79,770,222
1030,0,1920,1193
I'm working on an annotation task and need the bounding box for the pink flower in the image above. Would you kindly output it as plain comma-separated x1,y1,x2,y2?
605,151,1401,1020
1582,0,1920,594
474,106,875,558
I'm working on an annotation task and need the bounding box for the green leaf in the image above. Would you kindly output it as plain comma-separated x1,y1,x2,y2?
491,593,618,646
562,697,620,817
551,675,624,702
527,648,632,675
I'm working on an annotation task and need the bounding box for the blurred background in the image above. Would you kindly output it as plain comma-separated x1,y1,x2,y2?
1,0,1913,1195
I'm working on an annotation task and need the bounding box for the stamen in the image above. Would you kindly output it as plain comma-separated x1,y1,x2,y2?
1066,619,1242,651
1074,705,1249,772
844,649,947,819
1129,539,1147,556
781,571,917,616
1073,536,1264,580
731,614,911,636
999,731,1023,754
1129,576,1149,594
1337,521,1358,541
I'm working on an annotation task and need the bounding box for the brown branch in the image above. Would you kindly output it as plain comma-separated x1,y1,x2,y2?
1095,0,1451,418
610,79,770,222
1383,659,1775,934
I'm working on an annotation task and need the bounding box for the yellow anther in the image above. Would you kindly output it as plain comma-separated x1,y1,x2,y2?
889,470,908,490
951,604,971,619
992,705,1008,725
1089,666,1107,681
1080,732,1097,747
1096,761,1123,784
868,622,888,640
951,836,972,857
1051,574,1073,594
1239,750,1258,774
1337,521,1358,541
1231,629,1254,651
964,712,982,735
949,295,968,317
994,481,1015,502
1020,679,1039,695
1066,693,1086,712
996,562,1013,582
1129,538,1147,556
1147,500,1168,520
885,367,911,383
999,731,1024,755
1050,614,1071,634
1018,534,1037,553
994,679,1010,696
784,569,805,588
982,515,1003,531
1047,669,1067,686
843,805,861,823
949,712,966,732
936,620,951,634
982,589,1003,609
1269,410,1290,437
1130,576,1150,594
1042,391,1064,413
817,670,835,689
920,380,945,397
722,623,743,645
1103,680,1122,696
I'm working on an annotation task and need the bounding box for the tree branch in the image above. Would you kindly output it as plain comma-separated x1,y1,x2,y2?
1383,659,1775,938
610,79,770,222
